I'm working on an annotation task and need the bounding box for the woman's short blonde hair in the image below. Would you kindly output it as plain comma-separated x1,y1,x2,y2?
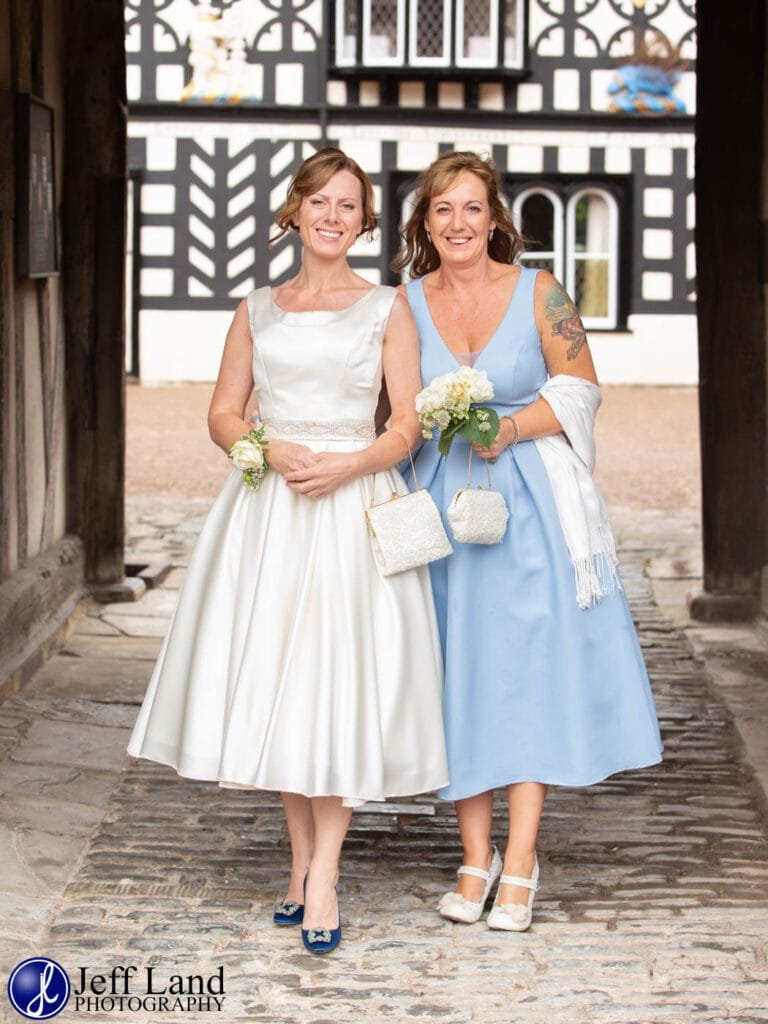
271,147,378,244
392,151,525,278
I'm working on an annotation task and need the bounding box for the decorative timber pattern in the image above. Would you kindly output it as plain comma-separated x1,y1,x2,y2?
125,1,697,346
132,138,323,308
125,0,323,106
125,1,695,115
131,132,693,316
522,0,696,115
328,0,696,115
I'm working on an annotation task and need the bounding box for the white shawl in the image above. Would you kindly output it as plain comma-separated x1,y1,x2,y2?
533,375,620,609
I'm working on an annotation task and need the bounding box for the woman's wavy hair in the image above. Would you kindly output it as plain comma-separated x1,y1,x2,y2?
271,147,378,244
392,151,525,278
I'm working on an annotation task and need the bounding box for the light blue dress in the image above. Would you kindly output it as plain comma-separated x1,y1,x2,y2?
406,268,663,801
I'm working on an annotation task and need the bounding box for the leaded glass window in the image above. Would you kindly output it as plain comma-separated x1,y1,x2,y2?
335,0,523,70
566,190,618,328
363,0,405,65
457,0,499,68
410,0,450,66
336,0,360,66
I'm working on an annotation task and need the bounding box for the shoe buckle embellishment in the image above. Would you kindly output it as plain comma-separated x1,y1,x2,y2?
306,928,331,943
278,901,301,915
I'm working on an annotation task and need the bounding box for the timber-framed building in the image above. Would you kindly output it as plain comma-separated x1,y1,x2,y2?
125,1,697,384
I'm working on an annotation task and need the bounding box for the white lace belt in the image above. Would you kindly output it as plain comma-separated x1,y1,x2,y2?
263,418,376,442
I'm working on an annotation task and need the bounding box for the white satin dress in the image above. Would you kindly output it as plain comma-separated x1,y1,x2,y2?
128,285,449,807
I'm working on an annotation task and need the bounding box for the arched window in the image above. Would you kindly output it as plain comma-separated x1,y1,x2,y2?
566,189,618,329
512,185,619,329
512,188,564,284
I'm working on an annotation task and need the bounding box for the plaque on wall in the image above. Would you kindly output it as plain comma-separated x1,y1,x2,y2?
17,95,59,277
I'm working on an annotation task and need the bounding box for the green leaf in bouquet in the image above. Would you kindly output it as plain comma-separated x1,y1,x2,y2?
459,407,500,449
437,419,464,457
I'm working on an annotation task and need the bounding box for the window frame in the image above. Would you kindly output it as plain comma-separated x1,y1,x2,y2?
503,0,524,69
455,0,500,70
408,0,452,67
335,0,358,68
362,0,406,67
512,187,565,285
331,0,527,76
565,187,619,330
510,178,628,331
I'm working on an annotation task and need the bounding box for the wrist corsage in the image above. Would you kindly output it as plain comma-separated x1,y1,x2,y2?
228,425,269,491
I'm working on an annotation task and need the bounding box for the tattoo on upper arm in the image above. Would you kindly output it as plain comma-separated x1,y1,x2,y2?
544,281,587,361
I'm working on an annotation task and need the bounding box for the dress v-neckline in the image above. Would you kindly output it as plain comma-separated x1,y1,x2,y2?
418,268,522,369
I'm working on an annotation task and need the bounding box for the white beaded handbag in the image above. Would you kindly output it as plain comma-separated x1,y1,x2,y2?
365,436,453,576
447,448,510,545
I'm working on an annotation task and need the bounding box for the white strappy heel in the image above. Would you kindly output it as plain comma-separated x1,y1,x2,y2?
486,855,539,931
437,847,502,923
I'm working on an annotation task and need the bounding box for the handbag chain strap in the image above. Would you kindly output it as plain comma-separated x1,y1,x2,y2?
369,428,419,505
466,446,493,490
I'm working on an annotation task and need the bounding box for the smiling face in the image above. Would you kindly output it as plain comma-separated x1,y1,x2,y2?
424,171,497,269
296,169,365,260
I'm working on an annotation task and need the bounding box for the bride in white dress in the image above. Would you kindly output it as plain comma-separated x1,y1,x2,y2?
128,148,448,953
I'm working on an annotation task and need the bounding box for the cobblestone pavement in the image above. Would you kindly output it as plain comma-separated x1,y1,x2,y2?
1,499,767,1023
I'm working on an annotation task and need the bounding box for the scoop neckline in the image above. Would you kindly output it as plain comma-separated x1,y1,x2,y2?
269,285,380,317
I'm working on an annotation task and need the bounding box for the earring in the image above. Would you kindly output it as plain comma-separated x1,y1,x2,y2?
426,230,432,243
489,228,495,241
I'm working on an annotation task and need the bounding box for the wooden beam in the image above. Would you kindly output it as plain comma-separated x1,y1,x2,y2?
0,535,85,698
39,280,64,549
62,0,126,584
13,262,27,565
692,0,768,618
0,87,14,581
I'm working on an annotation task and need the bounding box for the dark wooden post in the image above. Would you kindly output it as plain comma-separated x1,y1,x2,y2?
62,0,127,584
689,1,768,621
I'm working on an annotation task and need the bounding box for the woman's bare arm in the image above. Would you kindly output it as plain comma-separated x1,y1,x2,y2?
473,271,597,458
207,300,257,453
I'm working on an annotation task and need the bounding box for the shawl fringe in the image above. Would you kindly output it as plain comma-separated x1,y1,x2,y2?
534,375,621,609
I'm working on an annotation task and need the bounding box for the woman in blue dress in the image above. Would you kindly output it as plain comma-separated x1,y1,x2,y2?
395,152,662,932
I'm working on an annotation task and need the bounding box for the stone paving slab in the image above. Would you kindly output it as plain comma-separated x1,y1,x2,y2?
98,591,179,618
62,635,163,662
100,614,172,638
1,501,767,1023
24,657,154,702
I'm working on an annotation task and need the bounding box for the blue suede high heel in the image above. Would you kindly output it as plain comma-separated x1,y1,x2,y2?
272,899,304,926
301,919,342,954
301,887,342,954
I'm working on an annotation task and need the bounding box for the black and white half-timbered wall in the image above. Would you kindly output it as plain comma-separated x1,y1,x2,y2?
125,0,696,384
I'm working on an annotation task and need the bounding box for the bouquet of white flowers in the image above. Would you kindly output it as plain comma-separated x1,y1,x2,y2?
415,366,500,457
228,425,269,491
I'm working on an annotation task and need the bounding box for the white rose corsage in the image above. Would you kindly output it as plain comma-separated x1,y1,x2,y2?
228,425,269,491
